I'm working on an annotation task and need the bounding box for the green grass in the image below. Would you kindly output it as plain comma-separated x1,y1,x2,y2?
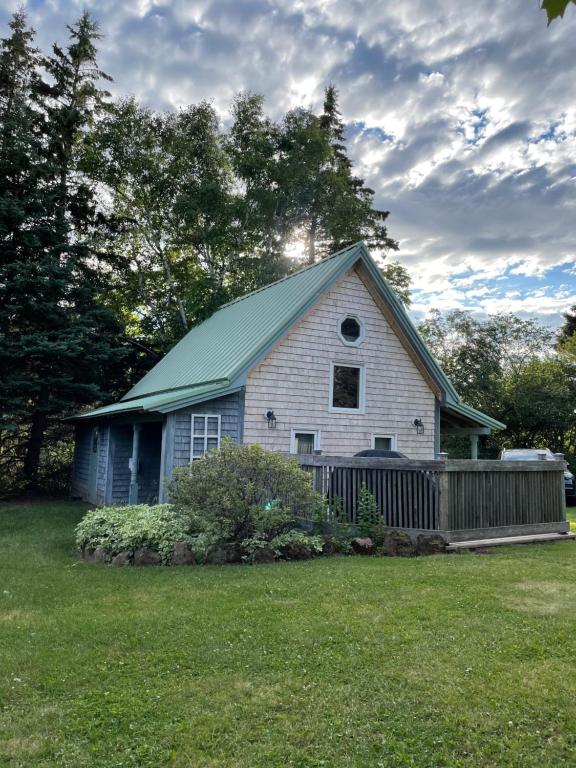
2,502,576,767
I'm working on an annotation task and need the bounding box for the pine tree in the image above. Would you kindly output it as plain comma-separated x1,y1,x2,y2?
0,12,125,489
319,85,398,262
558,305,576,346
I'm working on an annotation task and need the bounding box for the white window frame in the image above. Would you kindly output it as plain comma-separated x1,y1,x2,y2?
290,429,321,454
337,313,365,347
329,361,366,413
190,414,222,461
371,433,397,451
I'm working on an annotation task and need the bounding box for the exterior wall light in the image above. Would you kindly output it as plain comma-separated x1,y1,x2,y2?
266,410,277,429
413,418,425,435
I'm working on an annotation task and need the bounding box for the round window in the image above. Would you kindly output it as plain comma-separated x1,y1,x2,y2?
340,316,361,343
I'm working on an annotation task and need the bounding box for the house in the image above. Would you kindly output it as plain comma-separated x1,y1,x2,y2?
70,242,504,506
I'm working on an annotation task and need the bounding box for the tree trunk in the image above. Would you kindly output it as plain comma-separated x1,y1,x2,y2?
306,221,317,265
22,408,48,490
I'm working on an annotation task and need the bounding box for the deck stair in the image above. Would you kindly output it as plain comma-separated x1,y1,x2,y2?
447,531,575,551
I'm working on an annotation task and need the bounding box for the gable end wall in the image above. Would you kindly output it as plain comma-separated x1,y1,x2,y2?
243,268,436,459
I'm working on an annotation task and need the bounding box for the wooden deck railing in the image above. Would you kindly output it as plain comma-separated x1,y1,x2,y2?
297,455,568,541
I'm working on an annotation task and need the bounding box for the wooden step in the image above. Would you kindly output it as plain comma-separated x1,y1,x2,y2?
447,532,576,551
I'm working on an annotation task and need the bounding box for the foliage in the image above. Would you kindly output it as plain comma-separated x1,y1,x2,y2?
270,529,324,558
241,535,273,562
0,12,126,490
558,304,576,347
5,500,576,767
419,309,576,460
381,261,412,306
355,483,379,537
168,439,322,543
541,0,575,24
75,503,191,560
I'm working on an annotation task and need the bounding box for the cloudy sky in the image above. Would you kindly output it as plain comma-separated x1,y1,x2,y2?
2,0,575,327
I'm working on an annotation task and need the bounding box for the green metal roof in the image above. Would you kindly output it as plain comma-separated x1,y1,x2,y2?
122,242,364,402
442,400,506,431
72,383,240,420
72,241,504,431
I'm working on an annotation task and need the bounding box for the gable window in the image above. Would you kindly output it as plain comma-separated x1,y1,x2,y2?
291,430,320,454
338,314,365,346
330,363,365,412
372,434,397,451
190,415,221,460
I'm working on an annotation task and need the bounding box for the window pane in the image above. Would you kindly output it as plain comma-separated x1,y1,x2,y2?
332,365,360,409
192,437,205,457
206,417,219,436
341,317,361,342
193,416,205,435
375,436,392,451
295,433,315,454
206,437,219,452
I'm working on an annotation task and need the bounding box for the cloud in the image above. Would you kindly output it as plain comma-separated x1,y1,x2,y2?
1,0,575,326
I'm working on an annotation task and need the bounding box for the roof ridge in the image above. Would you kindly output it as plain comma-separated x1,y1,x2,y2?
216,241,365,312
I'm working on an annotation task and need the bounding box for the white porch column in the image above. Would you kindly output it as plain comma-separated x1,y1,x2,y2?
469,433,479,460
128,423,141,504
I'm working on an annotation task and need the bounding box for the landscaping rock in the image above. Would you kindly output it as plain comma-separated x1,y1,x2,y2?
382,529,416,557
251,546,275,564
205,543,242,565
83,546,110,564
133,547,162,566
171,541,195,566
416,534,447,556
111,551,132,567
320,535,341,556
351,537,375,555
280,541,311,560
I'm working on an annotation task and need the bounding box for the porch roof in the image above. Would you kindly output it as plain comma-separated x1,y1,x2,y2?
70,382,241,420
440,400,505,432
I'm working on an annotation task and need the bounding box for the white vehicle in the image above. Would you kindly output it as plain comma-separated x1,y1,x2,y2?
500,448,575,505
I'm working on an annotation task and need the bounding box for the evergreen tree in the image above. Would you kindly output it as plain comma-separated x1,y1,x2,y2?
558,305,576,346
0,12,125,489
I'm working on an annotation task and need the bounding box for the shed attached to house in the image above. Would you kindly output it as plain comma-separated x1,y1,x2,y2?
70,242,504,506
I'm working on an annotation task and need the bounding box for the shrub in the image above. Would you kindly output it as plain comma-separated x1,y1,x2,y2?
168,439,323,543
271,530,324,560
356,483,379,537
75,504,192,562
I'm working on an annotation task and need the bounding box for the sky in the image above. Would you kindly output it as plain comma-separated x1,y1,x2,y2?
1,0,575,328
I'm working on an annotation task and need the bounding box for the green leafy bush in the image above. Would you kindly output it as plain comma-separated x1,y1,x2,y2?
271,530,324,559
168,439,322,543
75,504,192,561
356,483,380,537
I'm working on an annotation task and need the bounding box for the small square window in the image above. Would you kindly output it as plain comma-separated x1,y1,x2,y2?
291,430,320,454
331,364,364,411
372,434,397,451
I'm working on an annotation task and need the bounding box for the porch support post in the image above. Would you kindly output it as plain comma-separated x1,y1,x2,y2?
128,423,141,504
470,433,479,460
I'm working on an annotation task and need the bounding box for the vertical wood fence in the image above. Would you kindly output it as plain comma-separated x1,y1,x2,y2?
297,455,568,541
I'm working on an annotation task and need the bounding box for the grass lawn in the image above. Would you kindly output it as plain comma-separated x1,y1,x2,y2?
1,503,576,767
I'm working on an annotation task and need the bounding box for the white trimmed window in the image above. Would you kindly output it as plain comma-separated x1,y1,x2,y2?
290,430,320,454
371,433,397,451
190,415,221,460
329,362,365,412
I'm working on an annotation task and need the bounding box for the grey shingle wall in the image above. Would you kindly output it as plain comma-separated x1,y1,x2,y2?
111,425,132,505
171,391,244,469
